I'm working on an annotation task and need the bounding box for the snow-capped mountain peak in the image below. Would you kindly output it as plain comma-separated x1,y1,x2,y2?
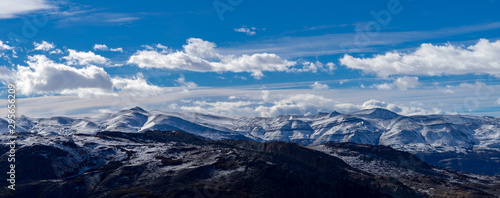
350,108,401,119
2,107,500,153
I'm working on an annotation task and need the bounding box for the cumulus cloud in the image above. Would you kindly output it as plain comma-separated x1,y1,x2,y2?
394,76,419,90
234,26,257,36
373,83,393,90
0,40,13,50
373,76,419,90
310,81,329,90
176,75,198,88
183,38,218,58
15,55,113,96
93,44,108,51
340,39,500,77
93,44,124,52
63,49,110,65
128,38,297,79
50,48,63,54
292,61,336,73
0,0,53,19
33,41,55,51
0,55,169,98
111,73,165,97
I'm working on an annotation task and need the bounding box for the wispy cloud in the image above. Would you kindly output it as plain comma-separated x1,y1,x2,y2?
234,26,260,36
0,0,53,19
3,80,498,117
93,44,124,52
219,22,500,58
56,12,141,26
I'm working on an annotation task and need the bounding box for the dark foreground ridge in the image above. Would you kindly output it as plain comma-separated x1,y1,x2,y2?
1,130,499,198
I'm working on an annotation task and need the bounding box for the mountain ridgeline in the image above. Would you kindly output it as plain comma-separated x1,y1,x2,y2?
1,107,500,175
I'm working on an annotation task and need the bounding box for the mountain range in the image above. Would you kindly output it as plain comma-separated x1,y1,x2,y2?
2,107,499,152
1,107,500,175
1,130,499,197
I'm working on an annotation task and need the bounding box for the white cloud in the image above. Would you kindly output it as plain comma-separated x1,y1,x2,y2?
1,55,169,98
340,39,500,77
111,73,165,97
93,44,108,51
0,40,13,50
172,92,442,117
374,83,393,90
183,38,218,58
128,38,296,79
63,49,110,65
176,75,198,88
4,81,497,117
93,44,124,52
110,48,123,52
57,12,140,26
326,62,336,71
394,76,419,90
261,90,271,102
33,41,55,51
310,81,329,90
255,94,354,117
442,81,492,93
50,49,63,54
221,23,500,58
0,0,53,19
234,26,257,36
497,98,500,105
0,67,13,83
339,79,349,85
372,76,419,90
442,85,455,94
292,61,336,73
176,93,351,117
128,50,212,70
458,81,485,89
15,55,113,96
361,99,442,116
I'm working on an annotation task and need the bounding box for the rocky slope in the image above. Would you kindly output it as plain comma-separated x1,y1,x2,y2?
1,130,499,198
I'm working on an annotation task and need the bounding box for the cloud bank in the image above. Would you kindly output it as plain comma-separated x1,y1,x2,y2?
15,55,113,96
173,91,442,117
0,55,169,98
128,38,297,79
340,39,500,77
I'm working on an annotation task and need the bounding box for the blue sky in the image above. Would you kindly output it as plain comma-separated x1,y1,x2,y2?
1,0,500,117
